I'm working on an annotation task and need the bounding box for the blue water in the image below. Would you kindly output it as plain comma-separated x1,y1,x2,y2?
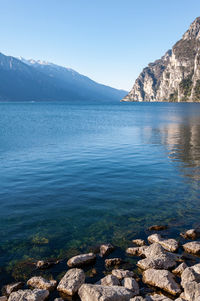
1,101,200,281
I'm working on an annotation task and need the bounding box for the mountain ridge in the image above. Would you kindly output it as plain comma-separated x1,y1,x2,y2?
0,52,127,102
122,17,200,102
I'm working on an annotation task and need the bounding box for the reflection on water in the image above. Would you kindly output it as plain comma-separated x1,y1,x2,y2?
1,102,200,285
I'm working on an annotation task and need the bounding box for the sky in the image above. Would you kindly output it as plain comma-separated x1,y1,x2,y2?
0,0,200,90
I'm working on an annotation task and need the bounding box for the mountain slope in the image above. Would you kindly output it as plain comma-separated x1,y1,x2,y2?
0,53,127,102
122,17,200,102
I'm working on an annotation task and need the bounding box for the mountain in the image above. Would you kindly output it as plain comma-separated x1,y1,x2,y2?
0,53,127,102
122,17,200,102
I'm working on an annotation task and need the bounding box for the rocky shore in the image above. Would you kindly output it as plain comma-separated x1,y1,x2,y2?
1,226,200,301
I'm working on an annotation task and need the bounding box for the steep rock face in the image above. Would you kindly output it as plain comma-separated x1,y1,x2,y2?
122,17,200,102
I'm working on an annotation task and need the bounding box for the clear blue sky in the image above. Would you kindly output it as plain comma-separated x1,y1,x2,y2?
0,0,200,90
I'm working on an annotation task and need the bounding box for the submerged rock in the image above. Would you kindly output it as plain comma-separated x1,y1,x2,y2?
8,289,49,301
143,269,181,296
105,258,122,267
122,277,139,295
3,283,24,296
183,241,200,255
78,283,135,301
57,268,85,296
67,253,96,267
112,269,135,280
27,276,57,290
99,243,115,257
148,225,168,231
148,234,179,252
132,239,146,246
97,274,120,286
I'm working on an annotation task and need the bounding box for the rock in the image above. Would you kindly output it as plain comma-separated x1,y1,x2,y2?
148,234,179,252
137,254,176,270
181,263,200,288
174,298,186,301
57,268,85,296
67,253,96,267
137,243,177,270
122,277,139,295
105,258,122,267
132,239,146,246
130,296,145,301
112,269,135,280
181,228,200,240
126,246,147,256
99,243,115,257
183,281,200,301
172,262,188,276
145,294,173,300
27,276,57,290
183,241,200,255
3,283,24,296
78,284,135,301
143,269,181,296
0,297,7,301
54,299,63,301
148,225,168,231
36,260,58,269
8,289,49,301
97,275,120,286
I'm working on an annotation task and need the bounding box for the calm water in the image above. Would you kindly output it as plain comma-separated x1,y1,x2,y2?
1,101,200,283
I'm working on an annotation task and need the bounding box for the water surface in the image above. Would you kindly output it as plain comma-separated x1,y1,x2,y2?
0,101,200,283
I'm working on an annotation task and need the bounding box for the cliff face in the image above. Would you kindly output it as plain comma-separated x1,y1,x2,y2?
123,17,200,102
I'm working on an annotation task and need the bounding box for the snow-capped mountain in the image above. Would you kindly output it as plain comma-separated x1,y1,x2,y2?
0,53,127,102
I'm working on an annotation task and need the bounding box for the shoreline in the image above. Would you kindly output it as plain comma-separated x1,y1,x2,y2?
1,225,200,300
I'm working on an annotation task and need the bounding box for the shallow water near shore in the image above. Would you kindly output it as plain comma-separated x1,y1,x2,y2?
1,101,200,286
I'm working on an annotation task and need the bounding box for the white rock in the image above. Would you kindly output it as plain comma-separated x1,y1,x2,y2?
132,239,146,246
122,277,139,295
57,268,85,295
172,262,188,276
112,269,135,280
143,269,181,296
183,241,200,255
97,274,120,286
8,289,49,301
130,297,145,301
27,276,57,290
148,234,179,252
4,283,24,296
126,246,147,256
145,294,173,300
78,283,135,301
67,253,96,267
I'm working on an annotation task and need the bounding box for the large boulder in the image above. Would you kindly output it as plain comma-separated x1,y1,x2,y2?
143,269,181,296
57,268,85,295
67,253,96,267
27,276,57,290
8,289,49,301
78,284,135,301
181,263,200,300
137,243,176,270
183,241,200,255
148,234,179,252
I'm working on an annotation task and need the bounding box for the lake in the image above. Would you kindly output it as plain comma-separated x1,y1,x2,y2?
1,101,200,285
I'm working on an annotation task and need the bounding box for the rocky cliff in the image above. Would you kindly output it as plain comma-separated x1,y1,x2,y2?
122,17,200,102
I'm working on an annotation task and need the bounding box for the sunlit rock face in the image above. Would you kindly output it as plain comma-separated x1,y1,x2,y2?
122,17,200,102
